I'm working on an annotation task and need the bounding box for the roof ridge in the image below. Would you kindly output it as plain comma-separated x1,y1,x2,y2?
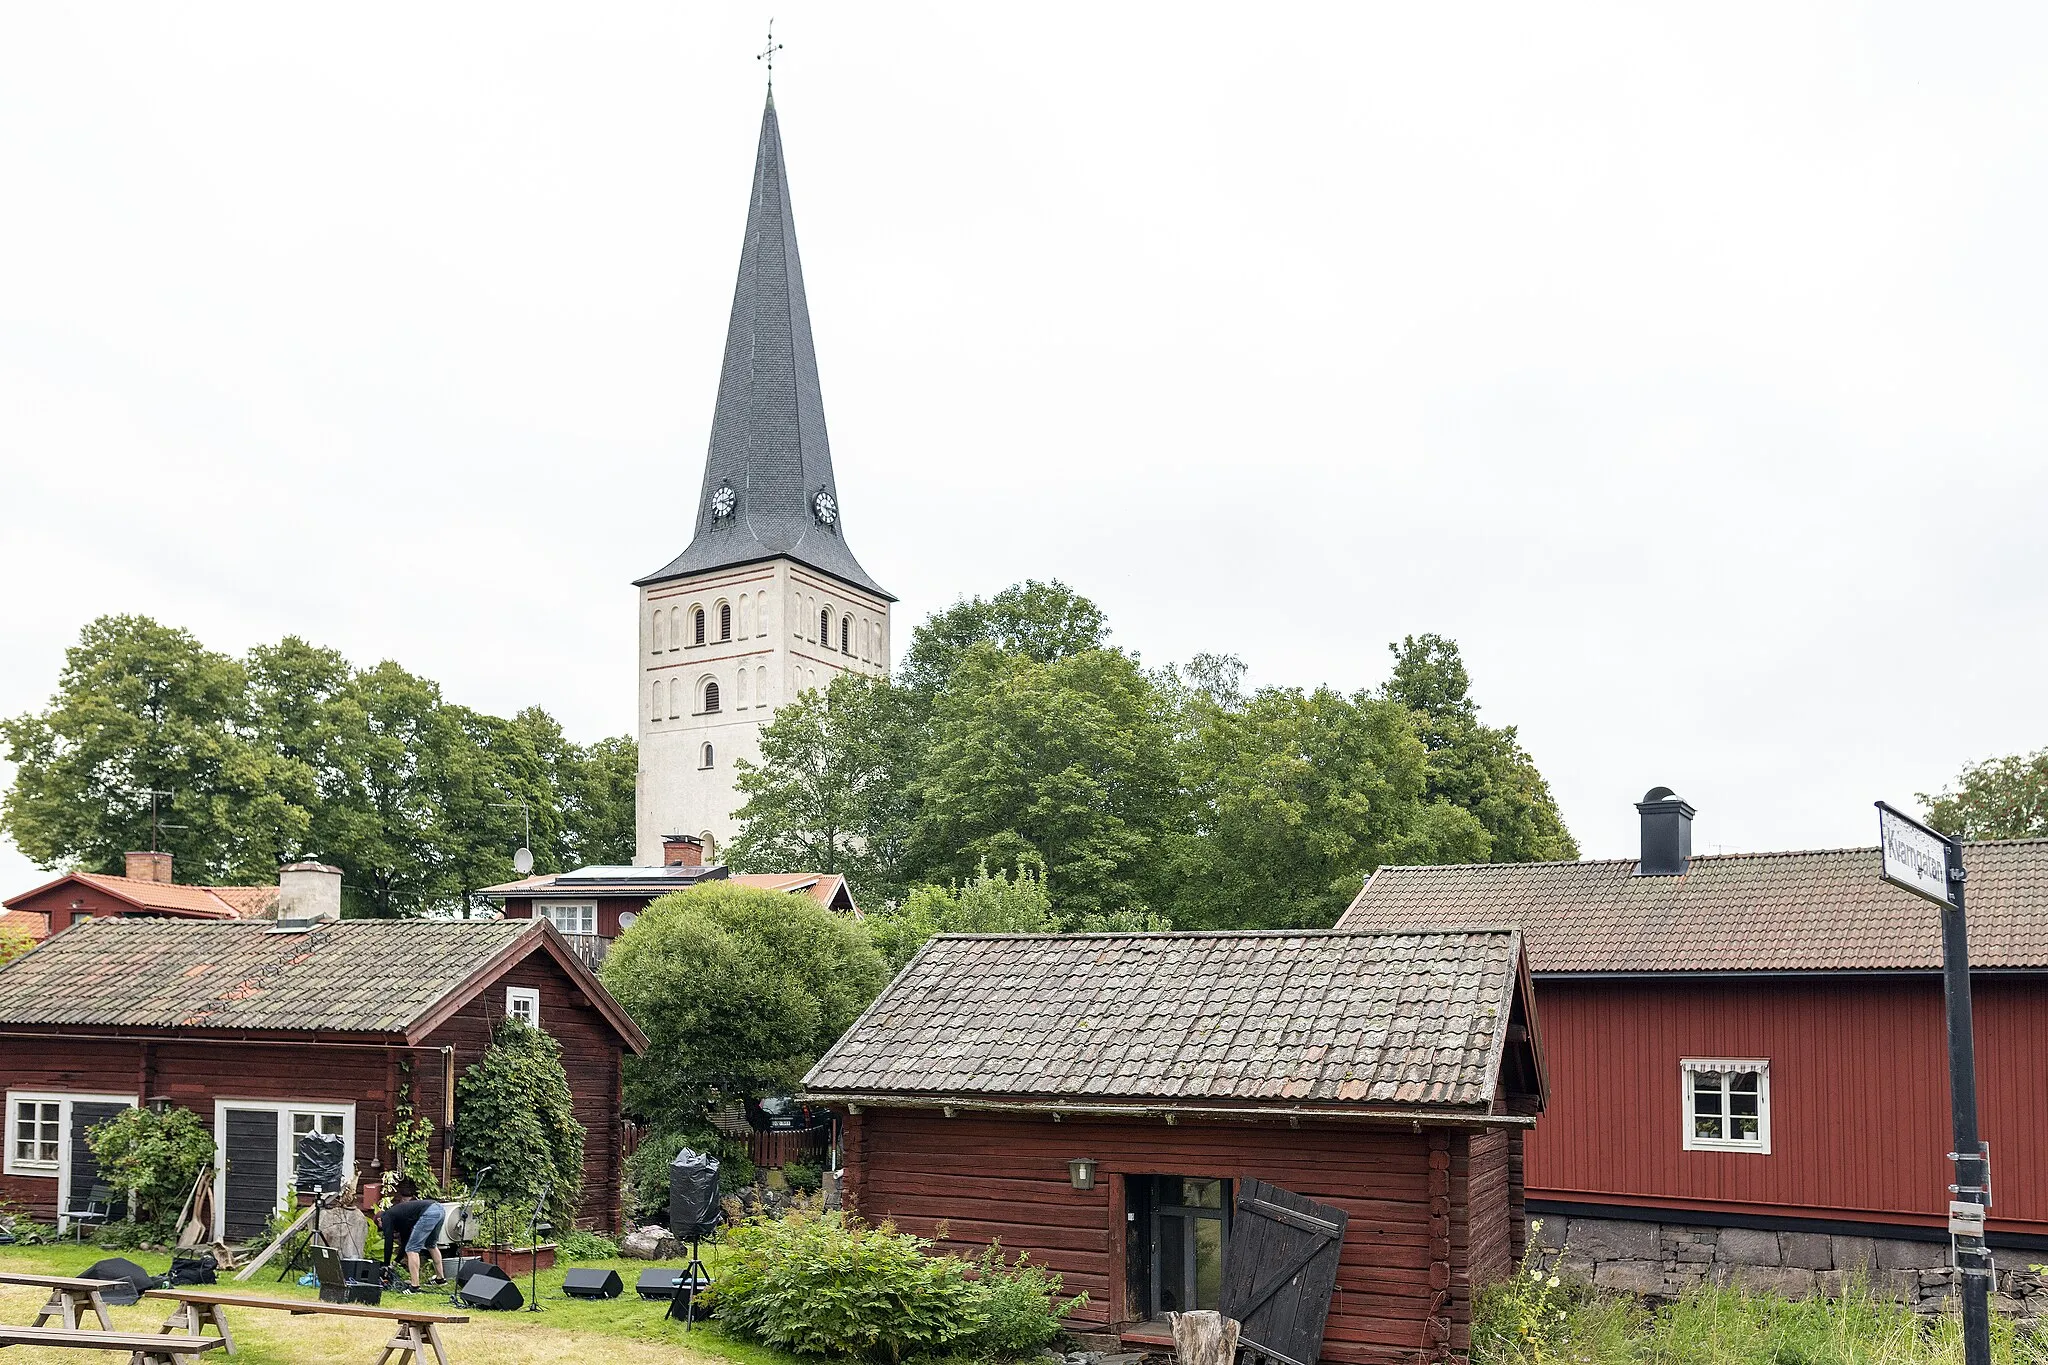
928,927,1519,941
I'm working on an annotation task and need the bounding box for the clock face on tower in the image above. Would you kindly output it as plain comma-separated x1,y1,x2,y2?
812,489,837,526
710,484,736,519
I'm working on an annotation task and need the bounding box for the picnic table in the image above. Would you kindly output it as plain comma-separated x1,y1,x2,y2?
144,1288,468,1365
0,1271,127,1331
0,1323,222,1363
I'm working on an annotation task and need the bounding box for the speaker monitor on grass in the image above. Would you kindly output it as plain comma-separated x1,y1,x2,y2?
636,1267,685,1300
562,1268,624,1300
459,1273,524,1311
446,1257,504,1288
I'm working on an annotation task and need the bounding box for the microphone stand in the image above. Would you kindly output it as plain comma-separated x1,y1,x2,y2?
526,1182,551,1312
449,1168,492,1307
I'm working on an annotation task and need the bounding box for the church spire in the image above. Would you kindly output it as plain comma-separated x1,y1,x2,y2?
636,94,891,600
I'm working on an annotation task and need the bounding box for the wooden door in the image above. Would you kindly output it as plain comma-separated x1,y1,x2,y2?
222,1107,281,1240
1219,1177,1349,1365
64,1101,128,1220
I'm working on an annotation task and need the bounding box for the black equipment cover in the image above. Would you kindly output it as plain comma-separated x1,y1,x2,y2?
294,1131,345,1192
459,1273,524,1311
668,1147,722,1239
561,1268,624,1299
168,1254,218,1286
82,1256,154,1305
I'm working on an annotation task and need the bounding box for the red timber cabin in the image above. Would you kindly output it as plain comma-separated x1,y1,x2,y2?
1340,789,2048,1287
804,930,1548,1365
0,916,646,1236
483,833,859,968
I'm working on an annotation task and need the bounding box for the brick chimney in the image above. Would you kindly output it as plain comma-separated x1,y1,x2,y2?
125,851,173,883
662,835,704,869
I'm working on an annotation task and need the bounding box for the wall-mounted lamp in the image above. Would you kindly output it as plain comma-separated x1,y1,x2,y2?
1067,1158,1099,1191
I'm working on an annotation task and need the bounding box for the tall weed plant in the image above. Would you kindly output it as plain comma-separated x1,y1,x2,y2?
1476,1227,2048,1365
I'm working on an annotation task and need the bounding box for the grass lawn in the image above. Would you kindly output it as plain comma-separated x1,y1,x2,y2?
0,1239,805,1365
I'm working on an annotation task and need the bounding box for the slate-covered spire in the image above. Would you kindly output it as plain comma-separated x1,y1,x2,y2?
636,96,892,600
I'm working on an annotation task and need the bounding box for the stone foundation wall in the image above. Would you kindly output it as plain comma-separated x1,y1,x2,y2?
1534,1215,2046,1320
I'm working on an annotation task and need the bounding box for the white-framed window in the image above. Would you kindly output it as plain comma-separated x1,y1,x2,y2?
1682,1059,1770,1153
7,1095,61,1175
506,986,541,1028
537,902,597,936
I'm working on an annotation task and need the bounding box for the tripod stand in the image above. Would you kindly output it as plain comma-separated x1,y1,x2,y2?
525,1182,551,1313
276,1190,341,1283
665,1233,713,1330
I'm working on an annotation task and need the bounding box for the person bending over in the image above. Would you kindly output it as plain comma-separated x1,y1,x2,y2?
378,1191,447,1290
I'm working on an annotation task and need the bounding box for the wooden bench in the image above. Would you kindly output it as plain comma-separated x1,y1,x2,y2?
0,1271,127,1331
144,1288,468,1365
0,1324,222,1364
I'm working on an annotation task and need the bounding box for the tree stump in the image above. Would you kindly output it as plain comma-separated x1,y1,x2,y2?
1170,1309,1241,1365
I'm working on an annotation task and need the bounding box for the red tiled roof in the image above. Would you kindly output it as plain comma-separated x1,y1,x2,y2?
0,909,48,941
67,874,240,918
205,885,280,917
729,872,859,916
1336,839,2048,973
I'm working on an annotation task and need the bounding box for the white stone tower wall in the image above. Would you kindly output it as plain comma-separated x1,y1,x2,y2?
635,560,889,865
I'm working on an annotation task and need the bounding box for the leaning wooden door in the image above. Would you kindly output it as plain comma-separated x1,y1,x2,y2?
1218,1177,1349,1365
222,1108,281,1241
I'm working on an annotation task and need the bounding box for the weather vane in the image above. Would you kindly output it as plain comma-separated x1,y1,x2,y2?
757,19,783,93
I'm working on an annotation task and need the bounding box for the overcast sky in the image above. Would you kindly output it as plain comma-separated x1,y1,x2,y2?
3,4,2045,892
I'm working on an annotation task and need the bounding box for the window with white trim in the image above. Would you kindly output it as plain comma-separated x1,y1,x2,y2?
506,986,541,1028
9,1096,60,1173
1682,1059,1770,1152
537,902,597,936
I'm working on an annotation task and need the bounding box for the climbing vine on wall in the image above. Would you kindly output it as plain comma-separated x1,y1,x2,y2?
454,1018,586,1232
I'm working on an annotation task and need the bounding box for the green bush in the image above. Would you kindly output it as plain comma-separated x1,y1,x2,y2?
782,1160,823,1195
82,1105,214,1238
970,1241,1084,1356
710,1207,987,1361
454,1017,586,1234
557,1229,620,1261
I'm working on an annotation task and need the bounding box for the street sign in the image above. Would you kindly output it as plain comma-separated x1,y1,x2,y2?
1877,802,1955,908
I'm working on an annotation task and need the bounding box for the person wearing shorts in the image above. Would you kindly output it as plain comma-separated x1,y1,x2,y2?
379,1196,447,1290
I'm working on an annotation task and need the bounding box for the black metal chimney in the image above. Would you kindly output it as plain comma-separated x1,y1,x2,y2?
1635,787,1695,876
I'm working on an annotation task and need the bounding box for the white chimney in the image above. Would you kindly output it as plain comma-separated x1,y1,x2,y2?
277,861,343,921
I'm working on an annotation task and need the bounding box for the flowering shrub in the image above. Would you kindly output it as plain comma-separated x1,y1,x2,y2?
1472,1222,1582,1365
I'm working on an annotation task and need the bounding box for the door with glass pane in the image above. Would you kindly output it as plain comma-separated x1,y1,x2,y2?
1148,1176,1230,1317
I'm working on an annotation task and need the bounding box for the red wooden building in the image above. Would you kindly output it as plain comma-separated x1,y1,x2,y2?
483,833,858,968
1340,791,2048,1286
804,930,1547,1365
0,851,329,942
0,917,645,1237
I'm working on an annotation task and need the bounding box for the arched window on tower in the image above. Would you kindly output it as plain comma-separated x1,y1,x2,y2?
652,609,665,653
820,606,832,643
668,677,681,719
668,606,680,652
651,681,662,721
840,616,851,655
702,679,721,713
739,594,752,638
737,669,750,708
791,590,802,637
719,602,731,641
757,665,767,702
693,608,706,646
700,742,715,770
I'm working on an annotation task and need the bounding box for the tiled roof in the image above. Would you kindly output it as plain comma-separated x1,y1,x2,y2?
804,930,1527,1111
205,885,280,918
0,917,540,1037
69,874,241,917
0,909,47,941
1336,840,2048,973
729,873,859,916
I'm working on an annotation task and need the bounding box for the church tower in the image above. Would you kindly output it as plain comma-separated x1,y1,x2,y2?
633,93,894,865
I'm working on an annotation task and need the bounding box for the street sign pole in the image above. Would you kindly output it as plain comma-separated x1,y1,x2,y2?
1877,802,1990,1365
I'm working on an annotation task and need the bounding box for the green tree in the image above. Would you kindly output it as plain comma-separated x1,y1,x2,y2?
0,928,32,967
911,645,1182,919
453,1017,586,1233
1382,634,1579,865
900,580,1109,701
1922,748,2048,840
1170,683,1483,930
556,732,638,868
1,615,305,881
600,884,890,1133
729,674,919,905
867,863,1059,969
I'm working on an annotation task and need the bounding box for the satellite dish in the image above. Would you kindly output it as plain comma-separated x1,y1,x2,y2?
513,847,534,875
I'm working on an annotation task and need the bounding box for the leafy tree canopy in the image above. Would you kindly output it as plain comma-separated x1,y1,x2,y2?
599,883,891,1134
1923,748,2048,840
899,579,1108,700
3,615,635,916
